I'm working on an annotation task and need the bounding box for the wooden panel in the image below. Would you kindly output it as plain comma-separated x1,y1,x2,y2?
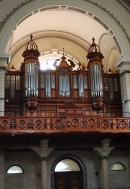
54,172,83,189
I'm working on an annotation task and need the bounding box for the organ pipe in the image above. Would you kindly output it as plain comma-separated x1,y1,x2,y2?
22,34,40,112
25,63,38,97
86,38,104,110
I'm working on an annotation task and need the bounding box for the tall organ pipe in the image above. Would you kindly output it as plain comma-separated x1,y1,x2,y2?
22,34,40,98
86,38,104,110
90,64,103,98
25,63,38,97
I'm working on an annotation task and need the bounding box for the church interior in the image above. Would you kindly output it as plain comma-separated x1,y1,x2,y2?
0,0,130,189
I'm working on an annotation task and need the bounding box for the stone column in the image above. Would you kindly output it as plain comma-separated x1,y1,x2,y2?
94,139,114,189
32,139,54,189
0,56,9,116
0,150,4,189
117,61,130,117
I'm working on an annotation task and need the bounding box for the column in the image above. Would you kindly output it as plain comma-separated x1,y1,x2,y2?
0,150,4,189
0,56,9,116
94,139,114,189
117,61,130,117
32,139,54,189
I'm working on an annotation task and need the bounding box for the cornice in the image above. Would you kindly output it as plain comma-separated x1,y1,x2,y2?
117,0,130,13
84,0,130,43
0,0,35,30
0,0,129,44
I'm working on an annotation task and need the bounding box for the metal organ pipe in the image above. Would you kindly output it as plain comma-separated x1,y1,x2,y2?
22,34,40,112
86,38,104,110
25,63,38,97
90,64,103,98
35,65,38,96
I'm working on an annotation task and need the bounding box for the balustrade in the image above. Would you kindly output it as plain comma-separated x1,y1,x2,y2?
0,116,130,133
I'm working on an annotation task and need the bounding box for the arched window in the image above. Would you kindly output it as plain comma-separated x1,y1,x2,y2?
111,162,125,171
7,165,23,174
54,158,81,172
39,50,79,70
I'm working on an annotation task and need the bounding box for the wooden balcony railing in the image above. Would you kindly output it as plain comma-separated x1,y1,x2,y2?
0,116,130,134
0,117,130,134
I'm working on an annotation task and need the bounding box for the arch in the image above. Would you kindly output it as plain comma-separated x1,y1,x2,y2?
7,165,23,174
39,49,79,71
0,0,129,62
54,159,81,172
51,154,87,189
111,162,126,171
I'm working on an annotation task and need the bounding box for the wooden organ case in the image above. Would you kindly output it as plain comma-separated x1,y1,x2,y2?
5,36,122,118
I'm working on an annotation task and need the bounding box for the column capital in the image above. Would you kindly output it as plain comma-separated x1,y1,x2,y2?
117,61,130,76
0,55,10,70
31,139,54,159
94,139,114,158
0,66,6,71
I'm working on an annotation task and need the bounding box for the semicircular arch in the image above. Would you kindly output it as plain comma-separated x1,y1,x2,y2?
0,0,129,63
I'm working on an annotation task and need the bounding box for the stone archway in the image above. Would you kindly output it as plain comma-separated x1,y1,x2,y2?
51,156,86,189
0,0,129,63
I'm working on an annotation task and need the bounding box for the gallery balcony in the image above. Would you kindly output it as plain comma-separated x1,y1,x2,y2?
0,116,130,135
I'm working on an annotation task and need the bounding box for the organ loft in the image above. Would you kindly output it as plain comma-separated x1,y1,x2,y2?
1,2,130,189
5,35,122,119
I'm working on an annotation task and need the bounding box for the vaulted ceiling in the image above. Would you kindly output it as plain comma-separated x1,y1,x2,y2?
0,0,130,72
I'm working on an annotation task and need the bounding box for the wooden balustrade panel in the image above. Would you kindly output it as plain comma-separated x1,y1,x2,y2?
0,116,130,134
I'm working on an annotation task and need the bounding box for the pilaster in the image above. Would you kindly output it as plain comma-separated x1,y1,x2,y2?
94,139,114,189
32,139,54,189
0,150,4,189
0,56,8,116
117,61,130,116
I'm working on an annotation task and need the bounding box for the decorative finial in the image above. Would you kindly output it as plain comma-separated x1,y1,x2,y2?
63,48,65,56
30,34,33,41
22,34,40,58
92,37,95,44
86,37,104,60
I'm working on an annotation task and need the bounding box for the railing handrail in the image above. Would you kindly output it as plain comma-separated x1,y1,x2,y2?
0,116,130,134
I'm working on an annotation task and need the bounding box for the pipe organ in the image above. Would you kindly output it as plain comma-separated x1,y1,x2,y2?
5,36,122,117
90,64,103,98
87,38,104,110
21,34,40,112
25,62,38,97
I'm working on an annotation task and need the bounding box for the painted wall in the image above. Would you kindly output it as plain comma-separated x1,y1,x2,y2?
3,149,130,189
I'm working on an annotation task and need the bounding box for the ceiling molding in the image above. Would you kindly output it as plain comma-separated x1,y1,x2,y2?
0,0,129,44
8,30,89,55
84,0,130,43
0,0,35,30
117,0,130,13
105,46,119,72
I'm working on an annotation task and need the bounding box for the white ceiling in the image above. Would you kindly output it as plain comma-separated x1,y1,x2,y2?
2,2,126,72
10,8,108,48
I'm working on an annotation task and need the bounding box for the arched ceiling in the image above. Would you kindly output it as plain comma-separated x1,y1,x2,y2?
0,0,129,72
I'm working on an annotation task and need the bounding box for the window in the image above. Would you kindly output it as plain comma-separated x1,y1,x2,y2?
111,162,125,171
39,50,79,71
7,165,23,174
55,159,81,172
40,59,60,70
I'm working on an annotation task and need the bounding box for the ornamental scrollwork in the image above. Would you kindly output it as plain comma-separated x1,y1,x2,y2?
71,119,79,128
87,118,96,128
34,120,43,129
27,119,34,129
17,120,26,129
118,120,127,129
53,119,63,129
0,120,9,129
101,120,110,129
